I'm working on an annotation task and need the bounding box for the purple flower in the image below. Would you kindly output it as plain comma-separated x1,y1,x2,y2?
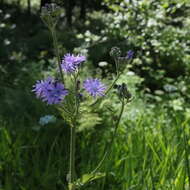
126,50,134,59
32,77,53,98
83,78,106,98
61,53,86,73
32,78,68,105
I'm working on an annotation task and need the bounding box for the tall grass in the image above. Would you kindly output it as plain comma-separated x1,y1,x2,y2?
0,106,189,190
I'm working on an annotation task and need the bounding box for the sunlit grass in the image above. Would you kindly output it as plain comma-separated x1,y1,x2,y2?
1,107,189,190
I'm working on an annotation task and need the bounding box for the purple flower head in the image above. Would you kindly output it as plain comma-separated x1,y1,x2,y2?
32,77,53,98
32,78,68,105
83,78,106,98
126,50,134,59
61,53,86,73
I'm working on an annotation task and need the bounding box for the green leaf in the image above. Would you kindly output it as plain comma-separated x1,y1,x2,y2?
74,172,106,188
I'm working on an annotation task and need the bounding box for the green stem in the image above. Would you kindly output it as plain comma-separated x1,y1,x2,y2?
69,125,76,188
69,75,80,190
50,26,64,83
91,99,125,174
114,57,119,76
105,74,120,96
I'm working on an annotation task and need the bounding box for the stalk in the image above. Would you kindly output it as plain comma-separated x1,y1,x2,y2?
50,25,64,83
69,74,79,190
91,98,125,174
69,125,76,190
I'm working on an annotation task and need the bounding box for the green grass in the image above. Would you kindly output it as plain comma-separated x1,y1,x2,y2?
0,106,190,190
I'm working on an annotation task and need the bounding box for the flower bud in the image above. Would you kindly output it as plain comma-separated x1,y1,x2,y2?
40,3,61,28
126,50,134,59
41,3,60,17
115,83,132,100
109,47,121,58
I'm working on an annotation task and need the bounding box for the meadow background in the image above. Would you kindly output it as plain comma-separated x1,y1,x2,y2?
0,0,190,189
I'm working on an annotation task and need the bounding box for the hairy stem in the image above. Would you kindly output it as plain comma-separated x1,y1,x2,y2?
69,75,80,190
69,125,76,189
50,26,64,83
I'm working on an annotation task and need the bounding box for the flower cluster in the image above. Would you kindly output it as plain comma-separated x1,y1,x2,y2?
41,3,60,16
33,54,107,104
33,50,133,105
32,77,68,105
40,3,61,28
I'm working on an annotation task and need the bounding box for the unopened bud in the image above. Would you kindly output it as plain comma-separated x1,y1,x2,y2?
126,50,134,59
41,3,60,17
109,47,121,58
40,3,61,28
115,83,132,100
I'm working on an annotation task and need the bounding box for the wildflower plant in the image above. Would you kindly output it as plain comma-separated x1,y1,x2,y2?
33,3,134,190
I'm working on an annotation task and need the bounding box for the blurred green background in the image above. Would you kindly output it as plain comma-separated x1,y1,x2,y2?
1,0,190,189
